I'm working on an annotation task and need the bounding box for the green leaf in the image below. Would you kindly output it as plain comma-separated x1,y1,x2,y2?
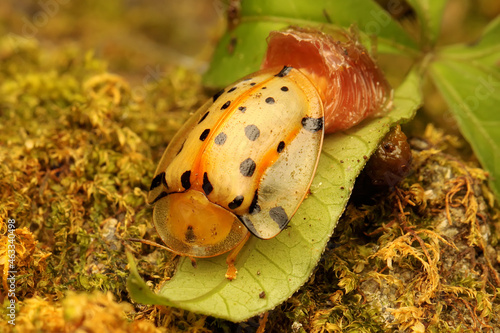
429,59,500,201
126,252,174,306
240,0,416,49
429,16,500,201
202,21,286,88
203,0,417,87
406,0,448,46
434,15,500,66
128,69,422,322
474,15,500,53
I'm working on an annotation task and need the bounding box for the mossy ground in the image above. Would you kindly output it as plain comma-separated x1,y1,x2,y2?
1,1,500,332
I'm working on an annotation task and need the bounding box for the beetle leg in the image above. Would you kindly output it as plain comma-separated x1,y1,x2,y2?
225,233,251,280
189,257,197,268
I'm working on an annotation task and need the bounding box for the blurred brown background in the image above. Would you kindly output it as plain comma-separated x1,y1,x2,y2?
1,0,498,79
0,0,226,84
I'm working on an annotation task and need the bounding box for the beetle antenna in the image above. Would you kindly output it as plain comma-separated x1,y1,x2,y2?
128,238,171,251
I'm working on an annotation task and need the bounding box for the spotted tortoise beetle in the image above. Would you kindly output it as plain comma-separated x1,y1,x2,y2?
147,27,392,280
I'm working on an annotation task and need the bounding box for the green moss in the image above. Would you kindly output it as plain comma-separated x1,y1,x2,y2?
0,35,203,332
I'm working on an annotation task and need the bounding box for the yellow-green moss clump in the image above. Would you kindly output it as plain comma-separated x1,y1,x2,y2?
0,35,207,332
0,36,499,332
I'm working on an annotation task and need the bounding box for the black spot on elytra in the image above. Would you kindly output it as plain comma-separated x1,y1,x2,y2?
277,141,285,153
176,141,185,156
228,86,237,93
198,111,209,124
185,225,196,243
265,97,275,104
275,66,292,77
240,158,256,177
181,170,191,189
281,86,289,92
221,101,231,110
269,206,288,229
150,191,168,204
213,89,224,102
228,195,244,209
238,106,246,113
150,171,165,190
250,82,256,86
199,129,210,141
202,172,213,196
237,215,259,237
249,190,260,215
244,125,260,141
301,117,324,132
214,132,227,145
